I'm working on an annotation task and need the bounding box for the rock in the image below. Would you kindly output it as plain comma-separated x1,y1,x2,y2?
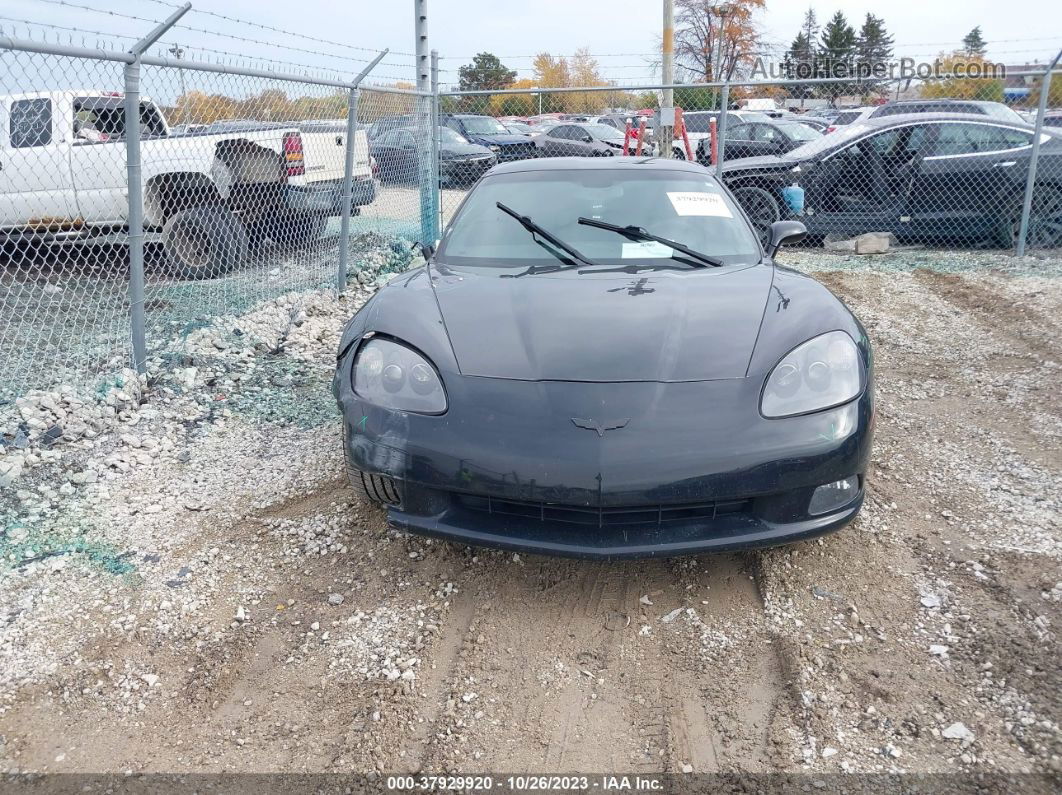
640,594,653,606
942,722,975,741
328,593,344,606
929,644,949,657
176,450,191,463
660,608,684,623
235,606,247,622
142,673,159,687
681,763,693,773
855,232,893,254
920,593,941,609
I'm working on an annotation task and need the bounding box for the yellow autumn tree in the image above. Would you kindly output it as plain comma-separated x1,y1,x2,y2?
919,54,1005,102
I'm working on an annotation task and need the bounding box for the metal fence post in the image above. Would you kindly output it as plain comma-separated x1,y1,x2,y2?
124,2,190,374
431,49,441,240
715,81,730,175
337,87,360,294
337,49,388,294
1016,49,1062,257
414,0,436,245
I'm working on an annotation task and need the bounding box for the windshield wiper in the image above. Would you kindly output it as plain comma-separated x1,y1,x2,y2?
496,202,602,270
577,217,724,267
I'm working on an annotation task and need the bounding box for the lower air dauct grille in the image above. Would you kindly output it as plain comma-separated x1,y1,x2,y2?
353,469,403,507
455,494,750,528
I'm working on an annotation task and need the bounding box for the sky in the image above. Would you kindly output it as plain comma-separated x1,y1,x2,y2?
3,0,1060,90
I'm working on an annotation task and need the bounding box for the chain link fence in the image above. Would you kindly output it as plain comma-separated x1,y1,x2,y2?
432,72,1061,252
2,33,1060,447
0,33,434,443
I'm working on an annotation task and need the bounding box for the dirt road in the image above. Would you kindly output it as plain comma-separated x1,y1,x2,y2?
0,257,1059,782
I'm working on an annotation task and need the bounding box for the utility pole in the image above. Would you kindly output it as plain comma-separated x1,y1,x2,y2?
714,3,732,173
168,43,187,125
660,0,674,158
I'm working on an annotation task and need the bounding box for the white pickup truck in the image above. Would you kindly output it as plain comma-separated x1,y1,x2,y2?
0,91,375,277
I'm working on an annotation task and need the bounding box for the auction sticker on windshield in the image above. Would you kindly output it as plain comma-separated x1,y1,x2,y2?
667,191,733,217
622,240,674,258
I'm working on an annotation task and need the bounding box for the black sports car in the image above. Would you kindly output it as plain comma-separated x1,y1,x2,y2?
333,157,874,559
722,112,1062,247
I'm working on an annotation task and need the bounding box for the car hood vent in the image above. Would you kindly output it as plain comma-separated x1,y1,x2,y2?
432,265,772,381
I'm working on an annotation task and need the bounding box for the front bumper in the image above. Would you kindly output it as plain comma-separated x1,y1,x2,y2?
335,373,873,560
284,177,376,214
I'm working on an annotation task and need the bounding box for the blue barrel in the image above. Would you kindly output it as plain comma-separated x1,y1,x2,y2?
781,183,805,215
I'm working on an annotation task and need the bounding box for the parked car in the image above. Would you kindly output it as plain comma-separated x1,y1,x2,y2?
722,113,1062,247
1044,111,1062,128
370,126,496,186
0,91,374,278
675,110,774,159
366,114,417,141
502,121,534,136
870,99,1025,124
334,156,873,558
440,114,537,161
695,119,822,164
533,122,628,157
791,116,830,132
825,107,875,133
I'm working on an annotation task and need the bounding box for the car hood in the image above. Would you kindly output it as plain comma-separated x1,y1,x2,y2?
721,154,798,173
430,264,774,381
464,133,529,145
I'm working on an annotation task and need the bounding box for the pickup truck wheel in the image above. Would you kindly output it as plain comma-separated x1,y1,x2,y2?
162,207,248,279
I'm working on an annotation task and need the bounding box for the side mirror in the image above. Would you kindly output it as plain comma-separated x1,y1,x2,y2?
766,220,806,258
412,240,435,260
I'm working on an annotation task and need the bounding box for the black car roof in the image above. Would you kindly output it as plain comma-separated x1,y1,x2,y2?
487,156,712,176
847,111,1043,131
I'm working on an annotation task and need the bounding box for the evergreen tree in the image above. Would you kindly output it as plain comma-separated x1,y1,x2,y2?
962,26,987,57
457,53,517,92
817,11,857,102
855,14,894,98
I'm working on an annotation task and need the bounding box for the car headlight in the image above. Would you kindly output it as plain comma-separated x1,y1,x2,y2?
353,338,446,414
761,331,862,418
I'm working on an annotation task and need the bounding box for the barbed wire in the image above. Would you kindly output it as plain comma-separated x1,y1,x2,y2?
139,0,417,57
22,0,414,71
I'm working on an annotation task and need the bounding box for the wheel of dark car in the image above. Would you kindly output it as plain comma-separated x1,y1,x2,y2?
162,206,248,279
731,186,781,245
1000,186,1062,249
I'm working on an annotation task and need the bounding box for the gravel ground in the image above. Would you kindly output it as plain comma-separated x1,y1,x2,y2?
0,248,1059,785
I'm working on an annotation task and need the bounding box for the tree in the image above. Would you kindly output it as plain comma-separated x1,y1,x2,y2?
568,48,610,112
920,54,1003,101
962,26,987,58
784,9,819,104
817,11,857,102
855,13,894,99
673,0,765,85
458,52,517,91
533,53,571,113
489,79,539,117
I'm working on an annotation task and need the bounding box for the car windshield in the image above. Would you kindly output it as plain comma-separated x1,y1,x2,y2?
738,112,772,123
581,123,625,141
980,103,1025,123
786,122,874,159
438,169,761,268
776,121,822,141
833,110,863,125
460,116,508,134
438,127,467,144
